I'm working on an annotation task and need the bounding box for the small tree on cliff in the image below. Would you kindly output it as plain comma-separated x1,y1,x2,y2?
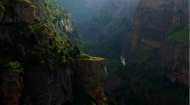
73,46,80,57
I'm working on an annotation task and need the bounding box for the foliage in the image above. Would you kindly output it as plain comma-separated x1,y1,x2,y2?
134,48,159,65
5,61,22,70
77,53,105,60
167,24,189,42
0,20,80,69
111,62,189,105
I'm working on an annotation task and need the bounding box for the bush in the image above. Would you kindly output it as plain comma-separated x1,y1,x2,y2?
6,61,22,70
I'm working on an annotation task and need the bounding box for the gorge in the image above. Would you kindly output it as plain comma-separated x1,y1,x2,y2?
0,0,189,105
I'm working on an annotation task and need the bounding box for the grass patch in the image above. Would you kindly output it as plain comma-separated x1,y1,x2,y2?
134,48,159,65
167,24,189,42
77,53,105,60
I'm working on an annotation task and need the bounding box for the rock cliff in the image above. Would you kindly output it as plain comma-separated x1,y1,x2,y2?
0,0,36,25
156,39,189,85
131,0,189,85
75,60,108,100
1,70,23,105
83,0,139,43
0,0,108,104
132,0,189,51
22,68,72,105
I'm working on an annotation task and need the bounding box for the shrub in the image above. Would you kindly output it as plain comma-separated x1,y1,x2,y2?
6,61,22,70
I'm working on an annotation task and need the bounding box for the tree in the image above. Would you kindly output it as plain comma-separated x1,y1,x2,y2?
73,46,80,57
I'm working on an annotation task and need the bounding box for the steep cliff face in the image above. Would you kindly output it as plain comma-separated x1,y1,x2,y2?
83,0,139,43
131,0,189,85
132,0,189,51
156,39,189,85
1,70,23,105
0,0,36,25
75,60,108,101
22,68,72,105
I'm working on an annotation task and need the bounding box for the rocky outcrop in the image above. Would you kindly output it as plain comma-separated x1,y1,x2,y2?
0,61,108,105
13,2,35,24
0,1,36,24
83,0,139,43
131,0,189,51
1,70,23,105
22,68,72,105
156,39,189,85
75,60,108,100
131,0,189,85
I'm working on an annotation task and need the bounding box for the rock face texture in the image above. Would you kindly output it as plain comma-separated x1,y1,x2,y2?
0,0,109,104
1,61,108,105
0,70,23,105
131,0,189,85
75,60,108,100
22,68,72,105
156,40,189,85
83,0,139,43
131,0,189,51
13,2,35,24
0,1,36,24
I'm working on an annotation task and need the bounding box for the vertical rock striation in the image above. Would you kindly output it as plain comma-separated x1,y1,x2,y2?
75,60,108,100
132,0,189,51
22,68,72,105
1,70,23,105
131,0,189,85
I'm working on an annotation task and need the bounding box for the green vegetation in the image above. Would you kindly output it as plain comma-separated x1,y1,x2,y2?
167,24,189,42
134,48,159,65
77,53,105,60
112,63,189,105
0,20,81,70
5,61,22,71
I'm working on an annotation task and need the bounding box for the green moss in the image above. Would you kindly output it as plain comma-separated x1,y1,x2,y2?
76,53,105,60
167,24,189,42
